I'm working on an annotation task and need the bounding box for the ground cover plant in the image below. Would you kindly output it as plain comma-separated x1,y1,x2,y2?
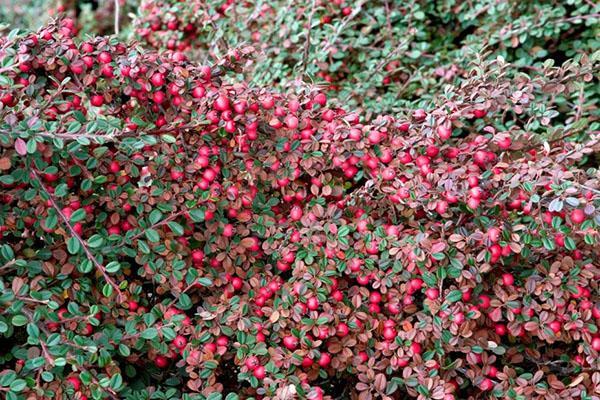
0,2,599,400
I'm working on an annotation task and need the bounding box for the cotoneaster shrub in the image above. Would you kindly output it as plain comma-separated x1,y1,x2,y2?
132,0,600,115
0,18,599,400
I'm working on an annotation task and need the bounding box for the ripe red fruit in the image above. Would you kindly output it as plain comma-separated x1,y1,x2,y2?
307,297,319,310
368,130,382,144
81,42,94,53
313,93,327,106
383,326,396,341
336,322,349,337
494,324,507,336
549,320,562,333
216,336,229,346
90,95,104,107
101,64,114,78
284,115,298,129
473,109,487,118
425,288,439,300
410,342,422,355
204,343,217,353
66,376,81,391
172,335,187,349
128,300,139,311
592,337,600,351
253,365,266,379
1,93,15,106
245,355,259,370
381,168,395,181
488,227,501,242
70,63,84,74
98,51,112,64
192,250,204,265
231,277,243,290
192,85,206,99
502,273,514,286
283,335,298,350
480,378,493,391
154,355,169,368
109,161,120,173
570,209,585,224
413,109,426,120
302,356,314,368
290,206,303,221
150,72,165,87
153,90,166,104
437,125,452,140
170,168,184,180
214,95,230,111
318,353,331,367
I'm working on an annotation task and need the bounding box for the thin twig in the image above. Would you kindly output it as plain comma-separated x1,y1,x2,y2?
301,0,317,75
31,169,124,300
320,0,367,53
114,0,120,36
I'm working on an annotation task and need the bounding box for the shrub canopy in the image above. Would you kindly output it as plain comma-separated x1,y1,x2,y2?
0,3,599,400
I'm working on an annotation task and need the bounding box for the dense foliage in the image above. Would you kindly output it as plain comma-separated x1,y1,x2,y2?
0,2,599,400
132,0,600,114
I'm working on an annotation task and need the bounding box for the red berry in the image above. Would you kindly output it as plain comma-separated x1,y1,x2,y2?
98,51,112,64
283,335,298,350
245,356,259,370
570,209,585,224
336,322,349,337
192,85,206,99
318,353,331,367
154,355,169,368
425,288,439,300
90,95,104,107
150,72,165,87
172,335,187,349
502,273,514,286
253,365,266,379
66,376,81,391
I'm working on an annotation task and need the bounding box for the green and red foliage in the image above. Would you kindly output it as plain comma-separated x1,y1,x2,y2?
132,0,600,114
0,14,599,400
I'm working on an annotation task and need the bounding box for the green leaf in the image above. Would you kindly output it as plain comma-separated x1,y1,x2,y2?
102,283,113,297
145,229,160,243
161,134,176,143
11,315,28,327
70,208,86,222
0,244,14,260
178,293,192,310
9,379,26,392
109,373,123,390
87,234,105,248
167,221,184,236
105,261,121,274
67,237,80,254
338,225,350,237
118,344,131,357
196,277,213,287
446,290,463,303
188,209,205,222
564,236,576,251
79,259,93,274
141,327,158,340
45,214,58,230
26,323,40,340
149,210,163,225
